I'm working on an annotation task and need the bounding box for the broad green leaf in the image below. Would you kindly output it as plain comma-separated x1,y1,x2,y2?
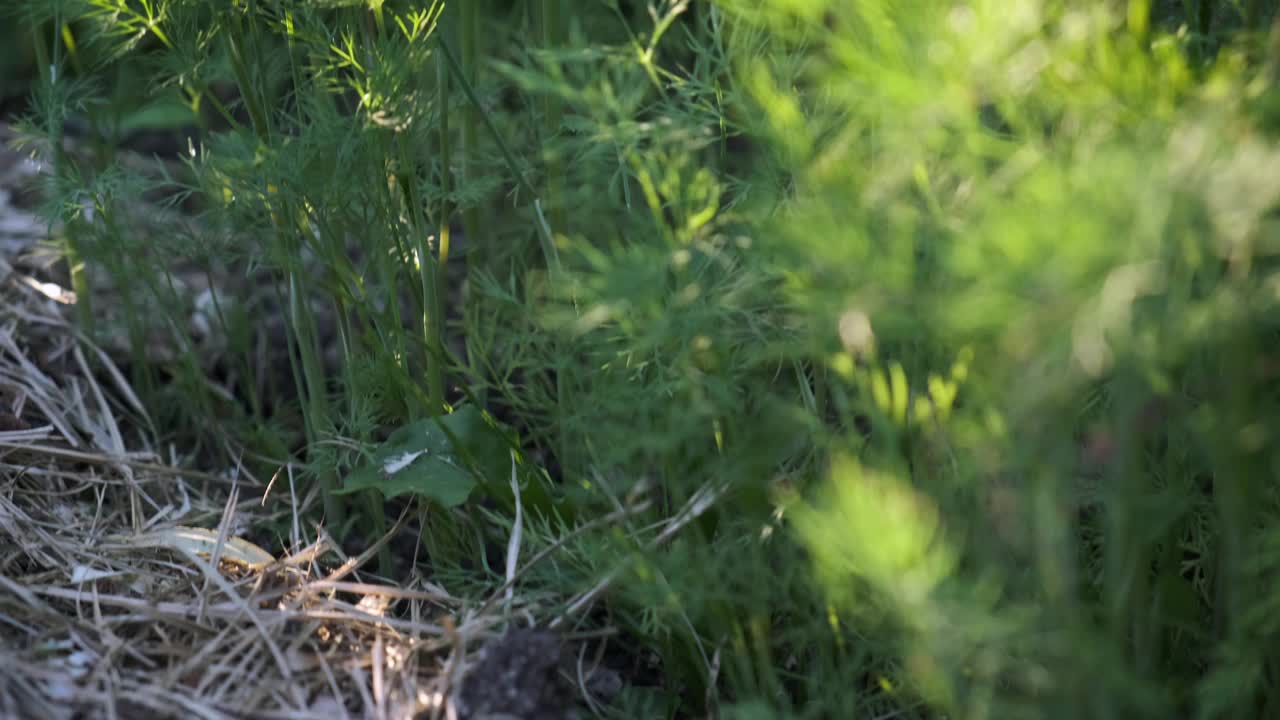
337,405,514,507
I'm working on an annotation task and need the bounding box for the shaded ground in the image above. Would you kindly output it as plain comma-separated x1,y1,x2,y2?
0,126,615,719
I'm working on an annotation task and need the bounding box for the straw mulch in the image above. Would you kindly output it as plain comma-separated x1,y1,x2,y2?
0,129,594,719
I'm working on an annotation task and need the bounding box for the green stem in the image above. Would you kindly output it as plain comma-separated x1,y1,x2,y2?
202,267,263,422
459,0,484,269
540,0,566,234
224,7,272,142
33,17,93,335
457,0,488,405
278,224,345,526
436,36,560,274
437,39,533,196
419,43,452,417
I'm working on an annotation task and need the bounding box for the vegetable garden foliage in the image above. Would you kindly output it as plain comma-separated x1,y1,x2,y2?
11,0,1280,717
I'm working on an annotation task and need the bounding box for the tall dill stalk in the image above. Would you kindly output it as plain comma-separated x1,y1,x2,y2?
30,16,92,333
459,0,483,271
540,0,565,235
425,25,450,417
